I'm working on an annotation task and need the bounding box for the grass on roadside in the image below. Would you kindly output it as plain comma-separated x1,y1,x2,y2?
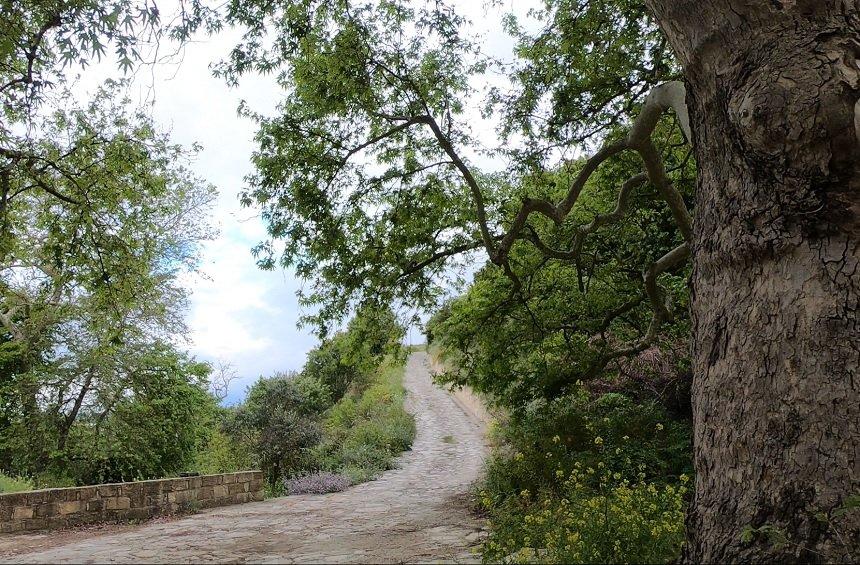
312,358,416,484
0,472,34,493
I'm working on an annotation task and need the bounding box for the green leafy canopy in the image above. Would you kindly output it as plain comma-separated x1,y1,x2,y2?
219,0,687,328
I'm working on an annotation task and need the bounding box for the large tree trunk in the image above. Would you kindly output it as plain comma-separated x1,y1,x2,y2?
644,1,860,561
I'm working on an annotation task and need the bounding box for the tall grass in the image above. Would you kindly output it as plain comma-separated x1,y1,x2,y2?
314,359,416,483
0,472,34,493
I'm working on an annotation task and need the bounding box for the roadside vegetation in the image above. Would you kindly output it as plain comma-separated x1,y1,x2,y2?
425,155,695,562
0,473,33,494
0,85,220,489
194,305,415,495
430,320,693,563
1,294,413,495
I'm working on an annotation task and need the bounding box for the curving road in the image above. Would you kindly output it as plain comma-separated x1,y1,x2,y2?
2,352,488,564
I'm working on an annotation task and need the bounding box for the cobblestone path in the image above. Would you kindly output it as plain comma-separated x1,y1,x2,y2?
2,352,488,564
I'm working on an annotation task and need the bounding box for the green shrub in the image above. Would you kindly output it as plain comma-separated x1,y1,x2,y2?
482,388,691,505
0,472,33,493
481,466,688,564
72,358,217,485
314,361,416,483
477,386,692,564
32,471,75,489
193,428,255,475
302,335,364,403
234,373,324,484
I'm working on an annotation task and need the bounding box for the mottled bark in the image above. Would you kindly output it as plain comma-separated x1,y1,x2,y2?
644,0,860,561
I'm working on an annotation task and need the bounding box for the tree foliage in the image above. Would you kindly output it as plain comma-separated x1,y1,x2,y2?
493,0,677,155
220,0,494,327
0,0,218,111
0,1,220,486
221,0,694,380
427,125,693,406
0,85,218,483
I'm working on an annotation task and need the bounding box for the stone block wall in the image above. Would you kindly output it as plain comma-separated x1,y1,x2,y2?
0,471,264,533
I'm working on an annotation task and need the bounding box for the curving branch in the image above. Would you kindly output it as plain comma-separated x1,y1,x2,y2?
419,113,497,257
398,239,488,279
643,242,691,324
584,242,690,377
492,81,693,263
478,81,692,371
341,79,696,369
341,118,427,163
380,81,692,276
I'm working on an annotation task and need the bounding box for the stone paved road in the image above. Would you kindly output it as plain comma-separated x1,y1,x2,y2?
3,352,488,564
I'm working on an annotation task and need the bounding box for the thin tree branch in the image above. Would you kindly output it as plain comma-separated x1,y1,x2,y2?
418,114,497,258
0,13,62,94
398,239,487,278
342,118,427,162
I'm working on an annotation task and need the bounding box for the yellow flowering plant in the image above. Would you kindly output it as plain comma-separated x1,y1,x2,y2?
476,390,692,564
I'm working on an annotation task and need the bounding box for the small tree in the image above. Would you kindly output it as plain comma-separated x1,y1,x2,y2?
236,374,323,485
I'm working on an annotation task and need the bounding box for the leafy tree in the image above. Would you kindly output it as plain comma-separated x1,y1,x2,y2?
339,304,406,373
221,0,860,560
1,0,219,256
0,1,223,487
65,346,216,484
234,373,323,485
0,0,217,110
303,304,405,400
301,337,364,403
0,83,217,483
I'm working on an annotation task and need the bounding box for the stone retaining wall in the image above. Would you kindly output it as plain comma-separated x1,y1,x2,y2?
0,471,264,533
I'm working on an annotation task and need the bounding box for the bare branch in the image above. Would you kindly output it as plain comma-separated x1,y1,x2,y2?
643,242,690,322
496,198,563,263
520,172,647,261
210,360,239,403
598,296,647,335
576,173,648,237
557,139,629,217
29,176,82,206
489,83,693,267
523,225,580,260
629,81,691,144
0,305,24,341
636,139,693,241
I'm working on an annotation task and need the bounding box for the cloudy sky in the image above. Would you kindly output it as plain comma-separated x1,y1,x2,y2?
73,1,536,404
